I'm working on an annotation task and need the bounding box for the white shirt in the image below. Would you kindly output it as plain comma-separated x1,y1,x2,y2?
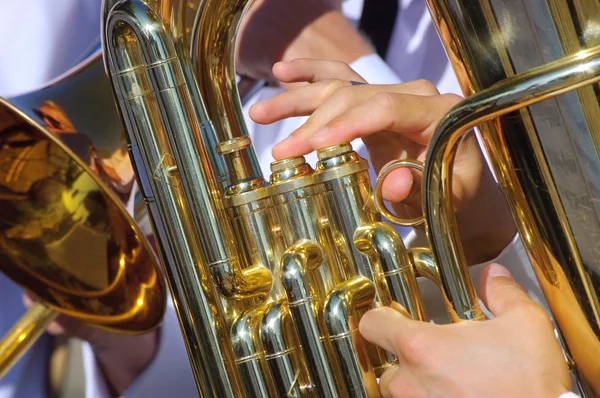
0,1,572,397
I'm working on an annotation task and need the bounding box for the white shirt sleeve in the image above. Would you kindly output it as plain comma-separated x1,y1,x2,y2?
350,54,402,84
559,393,581,398
82,299,197,398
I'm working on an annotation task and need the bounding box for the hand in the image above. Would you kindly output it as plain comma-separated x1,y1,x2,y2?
24,295,158,396
360,263,571,398
249,59,516,263
236,0,372,82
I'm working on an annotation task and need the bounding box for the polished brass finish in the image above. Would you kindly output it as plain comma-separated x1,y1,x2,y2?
191,0,263,190
375,160,424,228
423,0,600,394
8,52,136,205
0,303,58,379
101,0,454,396
0,97,166,378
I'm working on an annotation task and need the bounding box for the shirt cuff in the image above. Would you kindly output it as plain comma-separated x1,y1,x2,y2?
350,54,402,84
82,300,197,398
82,341,113,397
558,393,581,398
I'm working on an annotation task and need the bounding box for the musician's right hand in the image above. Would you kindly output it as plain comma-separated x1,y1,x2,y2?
360,263,572,398
249,59,515,264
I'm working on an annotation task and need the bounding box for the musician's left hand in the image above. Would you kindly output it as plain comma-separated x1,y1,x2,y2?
23,294,158,395
360,263,571,398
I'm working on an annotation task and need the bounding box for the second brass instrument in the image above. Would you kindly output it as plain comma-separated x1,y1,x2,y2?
422,0,600,395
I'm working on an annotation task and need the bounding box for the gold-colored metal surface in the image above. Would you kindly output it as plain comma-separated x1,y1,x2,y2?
0,303,58,379
100,0,460,397
0,97,166,377
8,53,136,205
374,160,425,228
423,0,600,394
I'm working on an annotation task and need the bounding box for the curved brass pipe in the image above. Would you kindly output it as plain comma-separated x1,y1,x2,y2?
354,222,427,321
423,47,600,322
231,305,274,396
423,46,600,391
281,240,339,398
323,276,379,398
260,299,311,397
191,0,263,190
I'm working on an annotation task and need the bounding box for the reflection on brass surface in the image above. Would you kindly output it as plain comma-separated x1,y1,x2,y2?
8,54,135,204
423,0,600,394
0,97,166,376
101,0,463,397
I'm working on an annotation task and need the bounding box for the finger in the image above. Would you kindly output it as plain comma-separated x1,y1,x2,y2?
377,159,425,217
252,80,429,125
307,93,462,151
359,306,415,354
249,79,351,124
22,292,37,309
381,167,414,204
272,87,449,160
272,59,366,84
23,293,67,336
380,366,423,398
478,263,533,317
379,365,401,398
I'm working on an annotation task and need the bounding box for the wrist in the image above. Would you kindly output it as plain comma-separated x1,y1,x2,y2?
462,222,516,266
282,11,373,65
91,330,159,395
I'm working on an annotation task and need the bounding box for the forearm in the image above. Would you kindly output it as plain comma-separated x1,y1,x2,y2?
281,11,373,69
89,331,159,396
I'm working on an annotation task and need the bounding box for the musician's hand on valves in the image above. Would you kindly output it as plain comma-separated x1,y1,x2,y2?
249,59,515,264
360,263,571,398
23,294,158,395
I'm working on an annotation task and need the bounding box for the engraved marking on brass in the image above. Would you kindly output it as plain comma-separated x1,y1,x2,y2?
153,154,180,188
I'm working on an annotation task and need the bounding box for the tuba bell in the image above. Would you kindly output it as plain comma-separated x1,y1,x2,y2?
422,0,600,396
0,93,166,378
0,32,172,378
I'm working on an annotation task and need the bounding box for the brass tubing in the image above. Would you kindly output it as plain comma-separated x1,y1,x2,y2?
0,303,58,379
231,305,275,397
423,47,600,321
313,145,396,376
323,277,379,398
314,145,392,307
260,300,311,397
105,0,271,304
191,0,263,188
354,222,427,321
281,240,340,398
103,1,245,396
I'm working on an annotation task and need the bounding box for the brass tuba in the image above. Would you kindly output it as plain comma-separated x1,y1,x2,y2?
101,0,600,397
422,0,600,396
102,0,446,396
